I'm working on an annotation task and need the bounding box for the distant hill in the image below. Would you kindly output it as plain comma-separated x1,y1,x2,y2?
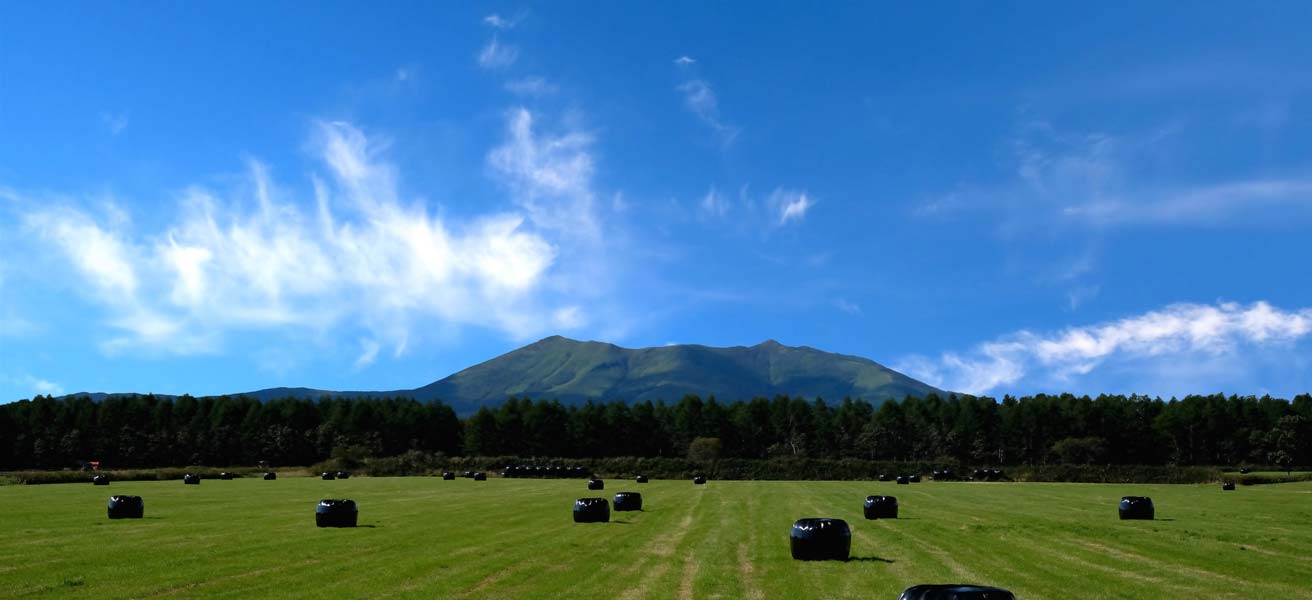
58,336,946,414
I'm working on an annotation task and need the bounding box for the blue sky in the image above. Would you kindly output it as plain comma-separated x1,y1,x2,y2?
2,2,1311,402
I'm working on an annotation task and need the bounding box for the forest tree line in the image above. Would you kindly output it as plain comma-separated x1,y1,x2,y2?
1,392,1309,470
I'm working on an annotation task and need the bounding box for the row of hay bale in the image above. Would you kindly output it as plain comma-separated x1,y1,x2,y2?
572,475,706,523
501,465,589,478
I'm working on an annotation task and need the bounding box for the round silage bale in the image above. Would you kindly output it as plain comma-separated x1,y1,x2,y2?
613,492,643,511
863,495,898,519
315,499,358,528
1118,496,1155,520
107,495,144,519
573,498,610,523
898,584,1016,599
789,518,851,561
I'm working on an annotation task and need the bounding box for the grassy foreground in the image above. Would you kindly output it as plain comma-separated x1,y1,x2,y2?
2,477,1310,599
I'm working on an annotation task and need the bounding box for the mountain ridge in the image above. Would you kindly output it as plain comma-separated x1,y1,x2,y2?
53,336,947,414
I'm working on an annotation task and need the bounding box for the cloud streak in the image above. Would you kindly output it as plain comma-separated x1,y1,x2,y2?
674,59,739,146
16,115,603,358
896,301,1312,395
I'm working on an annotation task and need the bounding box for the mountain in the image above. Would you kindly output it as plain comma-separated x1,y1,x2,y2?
59,337,946,414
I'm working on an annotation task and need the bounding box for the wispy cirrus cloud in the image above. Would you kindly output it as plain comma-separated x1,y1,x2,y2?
918,119,1312,230
674,57,739,147
478,37,519,69
896,301,1312,396
11,113,607,359
693,186,815,230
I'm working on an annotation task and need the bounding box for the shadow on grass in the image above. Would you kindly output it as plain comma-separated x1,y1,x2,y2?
848,556,895,563
611,520,634,525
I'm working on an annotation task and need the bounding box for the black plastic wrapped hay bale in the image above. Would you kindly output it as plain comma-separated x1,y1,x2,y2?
442,472,455,480
263,472,277,480
462,471,474,478
183,473,200,485
473,472,487,481
614,492,643,511
336,471,350,480
635,474,649,483
92,475,109,486
573,498,610,523
878,474,891,482
898,584,1016,600
107,495,144,519
909,475,921,483
1240,467,1252,474
219,472,233,480
588,478,605,490
973,469,987,480
864,495,898,519
1222,482,1236,491
693,475,707,485
1118,496,1155,520
321,472,336,481
315,499,358,528
790,518,851,561
896,476,910,485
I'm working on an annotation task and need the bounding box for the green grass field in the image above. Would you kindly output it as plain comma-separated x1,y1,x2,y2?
3,477,1311,599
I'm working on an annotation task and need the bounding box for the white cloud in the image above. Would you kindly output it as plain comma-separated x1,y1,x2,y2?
487,108,598,237
834,298,862,315
483,13,524,30
15,116,609,358
700,187,728,218
478,37,519,69
897,301,1312,395
674,56,696,66
101,112,128,136
504,76,556,97
919,120,1312,229
3,374,65,396
772,189,814,225
676,79,739,146
353,338,380,369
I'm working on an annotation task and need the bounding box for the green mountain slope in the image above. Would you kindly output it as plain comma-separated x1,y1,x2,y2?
410,336,943,413
59,337,946,415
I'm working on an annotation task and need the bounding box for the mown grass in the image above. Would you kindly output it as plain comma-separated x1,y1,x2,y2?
2,477,1310,599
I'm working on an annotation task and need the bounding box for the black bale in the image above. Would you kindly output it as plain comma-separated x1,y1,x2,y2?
263,472,277,480
896,476,910,485
442,472,455,480
790,518,851,561
183,474,200,485
693,475,707,485
321,472,336,480
1222,482,1236,491
107,495,144,519
473,472,487,481
92,475,109,486
878,474,891,482
315,499,358,528
1118,496,1155,520
219,472,234,480
909,475,921,483
573,498,610,523
588,478,605,490
462,471,474,478
898,584,1016,600
864,495,898,519
336,472,350,479
614,492,643,511
973,469,987,480
635,475,649,483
